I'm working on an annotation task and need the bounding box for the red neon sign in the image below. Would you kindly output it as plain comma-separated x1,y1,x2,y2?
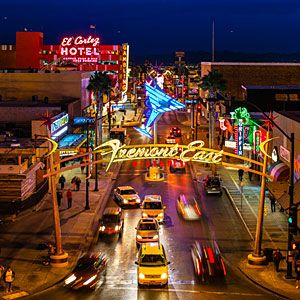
60,35,101,63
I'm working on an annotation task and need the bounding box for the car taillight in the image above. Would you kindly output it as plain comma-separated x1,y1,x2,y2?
207,248,215,264
220,258,227,276
194,203,201,216
177,130,180,133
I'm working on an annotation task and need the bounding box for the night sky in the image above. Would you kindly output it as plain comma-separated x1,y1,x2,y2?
1,0,300,57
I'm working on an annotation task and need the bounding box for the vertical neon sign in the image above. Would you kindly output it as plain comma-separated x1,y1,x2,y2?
254,130,261,154
237,119,244,156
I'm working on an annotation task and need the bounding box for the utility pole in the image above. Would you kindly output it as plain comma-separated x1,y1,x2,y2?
212,20,215,62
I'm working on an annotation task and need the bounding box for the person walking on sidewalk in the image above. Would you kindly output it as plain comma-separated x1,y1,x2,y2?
56,189,63,207
71,176,76,191
270,195,276,212
273,248,283,272
66,189,73,209
3,265,15,294
75,177,81,191
238,169,244,182
59,175,66,190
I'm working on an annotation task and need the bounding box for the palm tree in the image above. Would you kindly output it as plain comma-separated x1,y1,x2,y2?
199,69,227,175
87,71,112,190
199,69,227,98
87,71,112,144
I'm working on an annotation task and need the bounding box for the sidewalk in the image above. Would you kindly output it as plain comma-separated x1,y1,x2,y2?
0,162,121,299
180,125,299,299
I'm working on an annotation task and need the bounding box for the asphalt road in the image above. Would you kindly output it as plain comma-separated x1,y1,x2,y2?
28,112,280,299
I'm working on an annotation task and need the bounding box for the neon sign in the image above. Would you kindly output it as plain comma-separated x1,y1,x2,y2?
94,140,223,171
219,118,227,131
51,113,69,135
60,35,100,63
119,44,129,93
254,130,261,154
236,119,244,156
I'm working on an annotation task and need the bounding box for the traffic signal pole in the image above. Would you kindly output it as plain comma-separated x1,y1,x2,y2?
286,133,295,278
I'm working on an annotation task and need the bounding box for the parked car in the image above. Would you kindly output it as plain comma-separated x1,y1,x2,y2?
135,243,170,287
141,195,165,223
203,175,222,195
135,218,160,247
98,207,124,238
113,186,141,207
176,194,201,220
64,252,108,289
170,126,181,137
191,240,226,283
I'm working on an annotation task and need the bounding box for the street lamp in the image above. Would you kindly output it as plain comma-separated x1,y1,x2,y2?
245,102,295,278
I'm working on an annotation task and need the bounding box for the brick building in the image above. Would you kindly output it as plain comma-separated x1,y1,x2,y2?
201,62,300,102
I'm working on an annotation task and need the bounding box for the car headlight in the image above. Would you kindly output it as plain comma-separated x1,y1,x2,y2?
99,226,105,231
153,235,158,240
65,274,76,285
136,198,141,203
136,235,142,240
123,199,128,204
83,274,97,286
158,213,164,217
139,273,145,280
115,225,120,231
161,273,167,280
142,213,148,218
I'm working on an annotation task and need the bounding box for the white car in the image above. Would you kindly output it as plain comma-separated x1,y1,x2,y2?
113,186,140,207
135,218,160,247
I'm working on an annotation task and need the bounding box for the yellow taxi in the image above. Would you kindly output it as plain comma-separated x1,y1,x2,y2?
135,242,169,287
141,195,165,223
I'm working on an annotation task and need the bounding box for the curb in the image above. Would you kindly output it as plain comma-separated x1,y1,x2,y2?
237,266,292,300
223,186,255,241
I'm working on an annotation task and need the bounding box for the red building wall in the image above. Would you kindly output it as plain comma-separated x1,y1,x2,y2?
16,32,43,69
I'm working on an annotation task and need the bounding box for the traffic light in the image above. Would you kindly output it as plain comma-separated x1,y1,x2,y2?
288,205,298,235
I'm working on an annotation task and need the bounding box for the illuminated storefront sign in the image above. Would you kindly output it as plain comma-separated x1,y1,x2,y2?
254,130,261,154
280,145,290,162
51,113,69,137
219,118,227,131
235,120,244,156
60,35,100,63
120,44,129,93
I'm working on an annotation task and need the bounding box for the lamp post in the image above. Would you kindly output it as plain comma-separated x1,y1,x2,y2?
85,121,90,210
246,102,295,277
94,104,99,192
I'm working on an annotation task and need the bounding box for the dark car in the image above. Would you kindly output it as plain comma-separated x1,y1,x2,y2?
99,207,124,237
170,126,181,137
64,252,108,289
203,175,222,195
191,241,226,283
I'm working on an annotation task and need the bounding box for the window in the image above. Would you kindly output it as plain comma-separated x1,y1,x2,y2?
1,45,7,50
144,202,162,209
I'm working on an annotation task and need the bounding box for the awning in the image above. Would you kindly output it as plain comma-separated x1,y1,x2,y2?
269,161,289,182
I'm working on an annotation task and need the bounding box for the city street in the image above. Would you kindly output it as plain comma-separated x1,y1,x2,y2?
27,112,278,299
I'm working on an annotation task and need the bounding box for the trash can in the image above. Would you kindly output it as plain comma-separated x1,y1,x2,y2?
263,248,273,262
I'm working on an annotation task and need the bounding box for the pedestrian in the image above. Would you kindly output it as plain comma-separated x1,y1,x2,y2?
56,189,63,207
270,195,276,212
75,177,81,191
217,135,220,145
273,249,283,272
295,251,300,288
71,176,76,191
66,189,72,209
248,171,253,182
80,158,85,174
238,169,244,182
58,174,66,190
3,265,15,294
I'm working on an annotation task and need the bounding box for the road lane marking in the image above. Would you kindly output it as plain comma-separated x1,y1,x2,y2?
98,285,263,297
2,291,29,299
